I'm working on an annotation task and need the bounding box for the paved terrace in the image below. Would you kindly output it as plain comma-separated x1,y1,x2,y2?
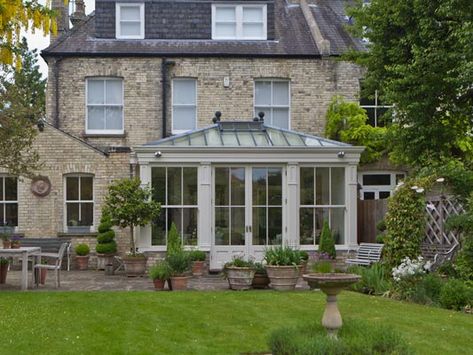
0,270,311,292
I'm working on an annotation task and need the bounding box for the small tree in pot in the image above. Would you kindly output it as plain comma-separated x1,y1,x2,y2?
189,250,206,277
149,260,172,290
166,251,191,290
103,178,160,277
75,244,90,270
224,256,256,290
264,246,302,291
318,220,337,272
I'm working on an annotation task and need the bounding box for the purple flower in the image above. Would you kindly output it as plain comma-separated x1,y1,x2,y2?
11,235,23,241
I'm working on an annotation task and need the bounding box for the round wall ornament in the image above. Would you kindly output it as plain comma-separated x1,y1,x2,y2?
31,176,52,197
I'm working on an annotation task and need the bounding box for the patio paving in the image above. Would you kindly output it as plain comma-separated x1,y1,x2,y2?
0,270,311,292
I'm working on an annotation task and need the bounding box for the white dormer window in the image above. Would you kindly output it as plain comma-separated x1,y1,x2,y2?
212,4,267,40
116,3,145,39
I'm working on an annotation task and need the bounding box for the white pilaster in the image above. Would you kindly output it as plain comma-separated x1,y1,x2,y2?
198,162,212,250
346,164,358,248
286,163,299,247
137,163,152,248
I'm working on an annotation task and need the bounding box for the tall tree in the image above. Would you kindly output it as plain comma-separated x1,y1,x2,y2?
347,0,473,167
0,37,46,176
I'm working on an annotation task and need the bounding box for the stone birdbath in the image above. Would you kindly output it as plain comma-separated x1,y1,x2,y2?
303,273,361,338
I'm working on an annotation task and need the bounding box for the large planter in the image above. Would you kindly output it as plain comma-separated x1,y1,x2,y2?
226,266,256,290
170,276,189,290
0,263,8,284
96,254,115,270
76,255,89,270
153,279,166,290
124,256,147,277
10,241,20,249
191,261,205,277
265,265,300,291
252,271,270,289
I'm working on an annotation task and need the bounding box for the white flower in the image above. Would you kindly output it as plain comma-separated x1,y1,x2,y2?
416,188,425,193
411,186,419,190
436,177,445,183
426,203,436,210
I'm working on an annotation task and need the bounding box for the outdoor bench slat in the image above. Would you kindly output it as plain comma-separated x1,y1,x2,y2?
345,243,384,267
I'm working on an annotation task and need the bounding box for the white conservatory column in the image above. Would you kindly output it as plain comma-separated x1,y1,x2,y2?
137,163,152,248
198,162,212,251
286,163,299,247
345,163,358,248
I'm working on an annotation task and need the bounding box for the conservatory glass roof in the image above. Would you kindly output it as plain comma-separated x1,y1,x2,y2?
144,121,350,148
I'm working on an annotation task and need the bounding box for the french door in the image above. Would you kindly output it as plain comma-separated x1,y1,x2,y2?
210,166,284,270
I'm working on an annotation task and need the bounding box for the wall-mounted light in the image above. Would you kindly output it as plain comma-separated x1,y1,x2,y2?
154,151,162,158
337,151,345,158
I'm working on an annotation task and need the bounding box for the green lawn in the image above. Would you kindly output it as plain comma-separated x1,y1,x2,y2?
0,291,471,354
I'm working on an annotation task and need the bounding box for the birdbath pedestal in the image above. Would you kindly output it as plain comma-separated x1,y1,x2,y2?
303,273,361,338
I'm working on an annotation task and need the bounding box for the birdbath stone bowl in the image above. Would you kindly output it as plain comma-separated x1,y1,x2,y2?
303,273,361,338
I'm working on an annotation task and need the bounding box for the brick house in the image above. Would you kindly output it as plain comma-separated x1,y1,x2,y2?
2,0,367,269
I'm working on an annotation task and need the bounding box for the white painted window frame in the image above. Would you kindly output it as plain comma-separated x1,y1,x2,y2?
64,174,95,232
360,89,393,127
171,78,198,135
212,4,267,40
358,171,405,200
116,3,145,39
254,79,291,129
85,77,124,135
0,176,18,228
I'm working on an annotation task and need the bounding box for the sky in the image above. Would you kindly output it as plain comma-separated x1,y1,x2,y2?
25,0,96,78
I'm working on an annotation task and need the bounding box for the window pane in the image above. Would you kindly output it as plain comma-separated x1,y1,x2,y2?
215,7,236,21
120,22,141,36
331,167,345,205
315,208,329,244
267,168,282,205
315,168,330,205
0,178,3,200
88,107,105,130
300,168,314,205
183,208,198,246
215,207,229,245
105,107,123,130
300,208,314,245
173,107,196,131
273,82,289,105
215,23,236,37
80,203,93,226
242,23,264,38
5,204,18,226
80,177,93,200
252,207,266,245
105,80,122,104
231,207,245,245
268,207,282,245
183,168,198,205
151,167,166,203
252,168,266,206
173,80,196,105
87,80,104,105
363,192,375,200
152,210,166,245
255,82,271,105
330,208,345,244
66,177,79,200
243,7,263,22
215,168,229,206
66,203,80,225
362,174,391,186
379,191,391,199
231,168,245,206
4,177,17,201
120,6,141,21
167,167,181,205
272,108,289,129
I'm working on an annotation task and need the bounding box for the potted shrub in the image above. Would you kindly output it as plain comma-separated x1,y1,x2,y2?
317,220,337,270
1,233,11,249
264,246,302,291
167,251,191,290
189,250,206,276
96,215,117,270
10,235,22,249
252,262,270,289
224,256,256,291
75,243,90,270
149,260,172,290
103,178,160,277
0,257,9,284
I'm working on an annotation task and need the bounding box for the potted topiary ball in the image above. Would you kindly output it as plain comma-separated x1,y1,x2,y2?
96,215,117,270
167,251,191,290
149,260,172,290
189,250,206,277
75,243,90,270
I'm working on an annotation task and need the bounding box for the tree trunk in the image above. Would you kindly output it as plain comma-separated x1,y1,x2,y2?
130,224,135,254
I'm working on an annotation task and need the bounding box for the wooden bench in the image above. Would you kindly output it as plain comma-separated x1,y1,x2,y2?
345,243,384,266
20,238,72,271
421,242,459,271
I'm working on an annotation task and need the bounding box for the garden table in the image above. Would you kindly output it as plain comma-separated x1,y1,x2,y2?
0,247,41,291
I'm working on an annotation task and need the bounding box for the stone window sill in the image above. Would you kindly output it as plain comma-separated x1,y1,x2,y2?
82,133,127,138
57,232,98,238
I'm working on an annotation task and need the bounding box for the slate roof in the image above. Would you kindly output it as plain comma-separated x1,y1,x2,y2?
42,0,362,58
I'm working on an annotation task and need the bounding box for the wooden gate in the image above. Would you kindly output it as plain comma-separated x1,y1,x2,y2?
357,199,388,243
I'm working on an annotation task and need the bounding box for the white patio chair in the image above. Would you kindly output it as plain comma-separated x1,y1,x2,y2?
33,242,68,288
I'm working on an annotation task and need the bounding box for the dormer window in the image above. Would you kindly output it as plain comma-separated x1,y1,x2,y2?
116,3,145,39
212,4,267,40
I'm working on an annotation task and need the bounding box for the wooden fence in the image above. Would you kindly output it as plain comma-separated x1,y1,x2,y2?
357,199,388,243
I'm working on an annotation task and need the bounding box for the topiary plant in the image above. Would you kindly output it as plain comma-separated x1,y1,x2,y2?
96,214,117,255
167,222,182,256
75,244,90,256
319,220,336,259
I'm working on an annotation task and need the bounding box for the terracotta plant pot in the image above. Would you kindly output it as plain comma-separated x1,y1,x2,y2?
191,261,205,277
124,256,147,277
76,255,89,271
10,241,20,249
153,279,166,290
0,263,8,284
40,268,47,285
265,265,300,291
226,267,256,290
2,240,11,249
252,272,270,289
170,276,189,290
96,254,115,270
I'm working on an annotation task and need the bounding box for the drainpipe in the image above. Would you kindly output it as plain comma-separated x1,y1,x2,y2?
161,58,175,138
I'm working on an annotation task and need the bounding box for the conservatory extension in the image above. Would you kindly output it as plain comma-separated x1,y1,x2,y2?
134,120,363,270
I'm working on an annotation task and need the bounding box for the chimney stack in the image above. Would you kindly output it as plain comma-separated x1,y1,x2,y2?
70,0,87,27
50,0,70,42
